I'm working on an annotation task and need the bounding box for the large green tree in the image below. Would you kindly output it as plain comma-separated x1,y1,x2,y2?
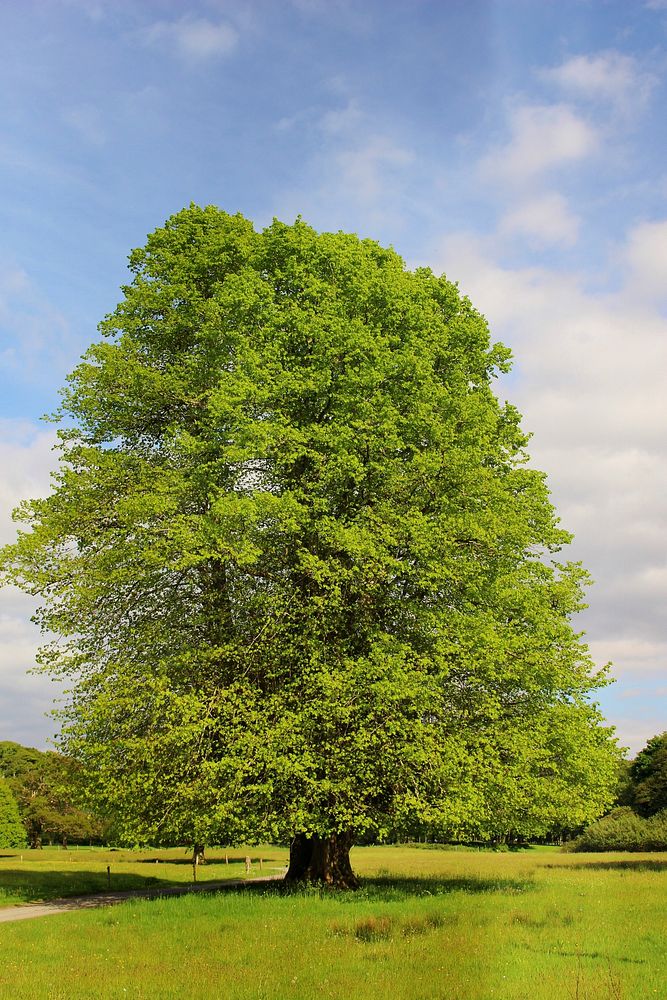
1,207,619,885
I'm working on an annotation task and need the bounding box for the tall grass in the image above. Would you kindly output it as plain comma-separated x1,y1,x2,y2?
0,845,665,999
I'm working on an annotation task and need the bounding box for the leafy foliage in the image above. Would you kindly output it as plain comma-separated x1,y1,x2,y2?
0,742,43,780
0,778,26,849
626,732,667,817
0,742,103,848
1,207,619,853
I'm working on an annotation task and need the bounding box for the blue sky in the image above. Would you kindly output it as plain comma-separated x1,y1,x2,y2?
1,0,666,753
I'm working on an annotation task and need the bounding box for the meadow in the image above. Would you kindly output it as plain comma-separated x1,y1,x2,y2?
0,844,665,999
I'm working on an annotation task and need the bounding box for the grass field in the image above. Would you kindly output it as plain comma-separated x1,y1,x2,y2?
0,844,665,999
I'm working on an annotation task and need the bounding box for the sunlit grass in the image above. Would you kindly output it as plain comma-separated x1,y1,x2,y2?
0,845,665,998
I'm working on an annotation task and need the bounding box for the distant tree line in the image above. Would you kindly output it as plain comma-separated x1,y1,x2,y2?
569,731,667,852
0,741,106,849
0,777,25,848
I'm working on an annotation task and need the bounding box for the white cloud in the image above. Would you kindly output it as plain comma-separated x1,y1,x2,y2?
0,607,61,749
434,234,667,443
273,95,414,233
274,110,312,132
499,192,580,247
0,264,75,384
0,265,29,298
0,419,57,545
320,98,364,136
612,717,667,756
143,16,238,61
0,421,61,748
313,97,414,202
541,52,655,112
623,219,667,301
431,229,667,725
480,103,598,185
335,135,414,202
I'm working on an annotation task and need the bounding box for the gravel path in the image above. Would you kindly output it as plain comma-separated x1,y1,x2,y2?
0,875,283,924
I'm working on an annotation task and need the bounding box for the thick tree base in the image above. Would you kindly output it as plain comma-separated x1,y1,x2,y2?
285,832,358,889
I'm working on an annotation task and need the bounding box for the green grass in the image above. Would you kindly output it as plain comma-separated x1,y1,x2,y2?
0,845,666,999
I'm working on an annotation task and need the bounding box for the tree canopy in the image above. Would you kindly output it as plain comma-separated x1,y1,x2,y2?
0,206,619,884
0,741,103,848
0,777,26,849
626,732,667,818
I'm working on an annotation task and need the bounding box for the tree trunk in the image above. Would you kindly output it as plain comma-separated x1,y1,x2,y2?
28,824,42,850
285,832,358,889
192,844,206,866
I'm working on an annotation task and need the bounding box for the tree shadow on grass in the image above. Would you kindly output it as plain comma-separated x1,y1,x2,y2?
361,874,533,901
519,942,645,966
555,948,645,965
137,855,256,867
0,868,281,907
259,873,534,902
0,866,534,908
0,868,167,904
550,859,667,873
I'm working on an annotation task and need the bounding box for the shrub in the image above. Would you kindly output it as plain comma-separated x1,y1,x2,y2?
567,806,667,852
643,808,667,850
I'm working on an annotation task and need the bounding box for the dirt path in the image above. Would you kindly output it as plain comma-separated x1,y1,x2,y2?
0,875,283,924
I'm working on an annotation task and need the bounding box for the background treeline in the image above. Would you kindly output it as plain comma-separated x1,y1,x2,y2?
568,731,667,851
0,742,106,849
